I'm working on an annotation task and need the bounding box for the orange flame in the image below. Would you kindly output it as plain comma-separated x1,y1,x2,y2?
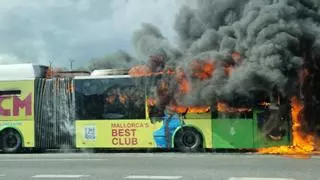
175,68,191,94
217,102,252,113
119,95,127,104
129,65,175,77
179,78,190,94
190,59,215,80
128,65,153,77
169,105,210,114
147,98,157,106
258,96,315,155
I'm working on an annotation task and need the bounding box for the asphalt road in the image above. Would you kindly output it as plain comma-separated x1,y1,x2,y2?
0,153,318,180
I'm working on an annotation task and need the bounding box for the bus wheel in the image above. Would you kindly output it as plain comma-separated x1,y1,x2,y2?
1,129,22,153
174,127,202,152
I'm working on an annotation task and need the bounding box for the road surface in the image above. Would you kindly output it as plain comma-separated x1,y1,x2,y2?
0,153,318,180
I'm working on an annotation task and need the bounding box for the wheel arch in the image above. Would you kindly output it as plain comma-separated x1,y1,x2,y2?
171,125,205,148
0,127,25,148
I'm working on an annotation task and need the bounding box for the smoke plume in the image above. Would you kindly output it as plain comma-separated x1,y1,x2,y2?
132,23,182,66
88,50,137,71
133,0,320,107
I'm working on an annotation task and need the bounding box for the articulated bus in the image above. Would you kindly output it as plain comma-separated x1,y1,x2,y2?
0,64,292,153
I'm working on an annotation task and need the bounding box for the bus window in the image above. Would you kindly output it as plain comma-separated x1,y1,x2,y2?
75,78,146,120
102,85,145,119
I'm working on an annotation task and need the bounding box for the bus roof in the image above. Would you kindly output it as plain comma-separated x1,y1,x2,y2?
74,72,169,80
0,64,48,80
74,75,132,80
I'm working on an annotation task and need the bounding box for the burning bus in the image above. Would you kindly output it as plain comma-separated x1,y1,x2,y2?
0,0,319,155
0,63,295,153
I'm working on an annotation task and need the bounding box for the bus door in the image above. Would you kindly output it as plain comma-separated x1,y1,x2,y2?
212,109,254,149
144,75,185,148
253,104,292,148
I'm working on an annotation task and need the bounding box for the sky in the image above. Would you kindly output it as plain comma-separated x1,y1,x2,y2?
0,0,191,68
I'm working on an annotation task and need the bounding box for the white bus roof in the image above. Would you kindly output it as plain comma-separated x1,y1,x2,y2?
0,64,48,80
75,68,131,80
74,75,132,80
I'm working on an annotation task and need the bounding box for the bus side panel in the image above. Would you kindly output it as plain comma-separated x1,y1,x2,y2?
76,120,155,148
0,121,35,147
183,113,212,148
0,80,34,121
212,119,254,149
0,80,35,148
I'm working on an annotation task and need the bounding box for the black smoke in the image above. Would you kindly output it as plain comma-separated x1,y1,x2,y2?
131,0,320,134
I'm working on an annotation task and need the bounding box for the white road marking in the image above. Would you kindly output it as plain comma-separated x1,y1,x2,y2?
0,158,107,162
32,174,90,178
229,177,295,180
125,175,182,179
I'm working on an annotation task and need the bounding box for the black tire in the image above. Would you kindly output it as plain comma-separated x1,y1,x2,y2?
1,129,22,153
174,127,203,152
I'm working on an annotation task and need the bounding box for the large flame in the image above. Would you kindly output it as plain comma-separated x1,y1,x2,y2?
131,56,243,115
217,102,252,113
128,65,153,77
179,78,190,94
175,68,191,94
168,102,251,114
169,105,210,114
190,59,215,80
258,96,315,155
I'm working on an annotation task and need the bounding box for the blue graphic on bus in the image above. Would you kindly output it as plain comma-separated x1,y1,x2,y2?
153,112,182,148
